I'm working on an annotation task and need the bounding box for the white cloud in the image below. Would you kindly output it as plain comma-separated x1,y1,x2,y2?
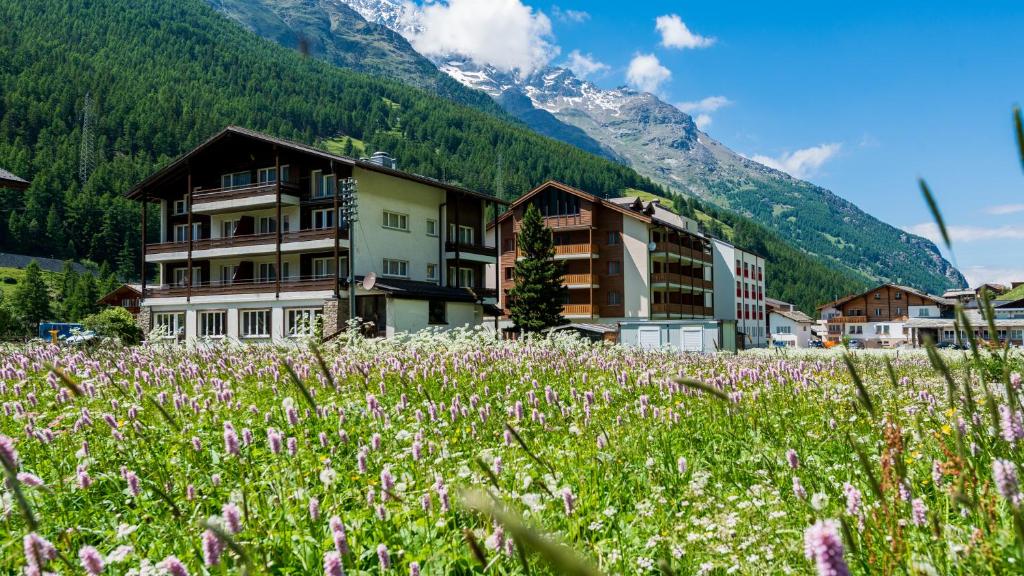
961,266,1024,288
655,14,715,49
552,6,589,23
564,50,608,79
694,114,712,130
903,222,1024,244
676,95,732,114
747,143,842,179
986,203,1024,215
404,0,557,74
626,53,671,93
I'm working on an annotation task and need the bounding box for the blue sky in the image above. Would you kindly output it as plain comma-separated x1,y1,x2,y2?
402,0,1024,287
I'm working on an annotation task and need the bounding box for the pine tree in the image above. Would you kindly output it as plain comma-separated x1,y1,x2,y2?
67,273,99,321
508,204,567,333
12,261,52,330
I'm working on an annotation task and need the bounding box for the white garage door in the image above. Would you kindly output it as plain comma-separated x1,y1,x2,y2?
682,327,703,352
638,327,661,349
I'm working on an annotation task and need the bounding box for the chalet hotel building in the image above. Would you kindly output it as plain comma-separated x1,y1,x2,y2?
492,182,767,350
127,126,504,341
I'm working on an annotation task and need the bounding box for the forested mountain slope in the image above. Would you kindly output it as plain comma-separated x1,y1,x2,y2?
0,0,866,312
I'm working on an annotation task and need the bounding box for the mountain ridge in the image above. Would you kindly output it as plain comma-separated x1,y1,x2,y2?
337,0,965,293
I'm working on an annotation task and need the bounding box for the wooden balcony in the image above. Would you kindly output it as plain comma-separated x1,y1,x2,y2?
146,228,339,256
515,243,599,259
651,303,714,317
650,242,712,263
650,274,712,290
562,304,596,317
146,277,336,298
542,214,587,229
829,316,868,324
445,241,496,257
190,182,301,214
563,273,600,288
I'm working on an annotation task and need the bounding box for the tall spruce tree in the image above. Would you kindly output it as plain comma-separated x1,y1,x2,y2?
508,203,567,333
12,261,52,330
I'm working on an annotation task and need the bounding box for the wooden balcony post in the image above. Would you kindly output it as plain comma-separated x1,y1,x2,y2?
275,147,281,298
588,226,593,317
186,171,192,303
141,194,147,298
454,193,461,287
332,161,340,299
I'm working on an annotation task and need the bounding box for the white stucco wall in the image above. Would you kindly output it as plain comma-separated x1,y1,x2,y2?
769,312,811,348
621,216,650,318
351,167,444,283
385,298,481,337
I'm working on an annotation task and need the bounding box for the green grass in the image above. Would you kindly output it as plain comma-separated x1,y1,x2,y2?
1,333,1022,575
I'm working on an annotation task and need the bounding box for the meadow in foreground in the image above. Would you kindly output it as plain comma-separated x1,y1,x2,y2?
1,330,1023,575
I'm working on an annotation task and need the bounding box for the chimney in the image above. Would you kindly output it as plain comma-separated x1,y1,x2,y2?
364,151,397,170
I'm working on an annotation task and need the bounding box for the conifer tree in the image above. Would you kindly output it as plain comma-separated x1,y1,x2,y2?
508,203,567,333
12,261,52,330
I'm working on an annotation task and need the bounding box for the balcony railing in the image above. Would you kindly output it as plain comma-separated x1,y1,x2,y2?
146,228,339,254
146,276,336,297
445,241,496,257
562,304,595,316
563,273,599,287
191,182,300,203
829,316,868,324
514,243,598,258
651,242,712,262
652,303,714,316
650,274,711,290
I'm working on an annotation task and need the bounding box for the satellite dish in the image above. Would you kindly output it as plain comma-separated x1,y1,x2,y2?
648,241,657,252
362,272,377,291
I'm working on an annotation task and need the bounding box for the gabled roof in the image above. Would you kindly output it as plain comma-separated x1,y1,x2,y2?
817,282,953,310
126,126,505,205
495,181,653,226
771,308,814,324
607,196,700,234
0,167,29,191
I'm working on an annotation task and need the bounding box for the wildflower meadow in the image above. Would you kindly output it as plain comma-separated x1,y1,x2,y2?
2,330,1023,575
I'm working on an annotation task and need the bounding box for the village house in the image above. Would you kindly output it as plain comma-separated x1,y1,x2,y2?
126,126,505,341
818,283,954,348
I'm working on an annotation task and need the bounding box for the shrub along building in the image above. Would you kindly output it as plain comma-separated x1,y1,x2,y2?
127,126,505,341
490,181,768,351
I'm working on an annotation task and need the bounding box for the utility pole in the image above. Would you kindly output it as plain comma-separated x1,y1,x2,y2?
339,177,359,321
79,92,96,185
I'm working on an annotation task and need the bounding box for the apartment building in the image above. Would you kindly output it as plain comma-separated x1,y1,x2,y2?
492,181,745,351
127,126,504,341
818,283,952,348
711,239,768,348
906,294,1024,348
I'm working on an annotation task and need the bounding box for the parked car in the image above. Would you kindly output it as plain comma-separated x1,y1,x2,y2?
846,340,865,350
809,340,824,348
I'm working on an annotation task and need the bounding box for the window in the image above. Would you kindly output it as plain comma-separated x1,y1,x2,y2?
173,198,188,215
895,307,904,316
426,219,438,237
282,214,291,233
382,259,408,278
241,310,271,338
220,265,237,285
286,308,322,336
173,267,201,287
608,260,622,275
428,300,447,325
382,211,409,231
222,220,239,238
1011,329,1024,341
258,263,276,283
460,267,475,288
848,325,863,335
504,267,513,280
607,231,620,245
607,291,623,305
311,170,336,198
258,217,277,234
153,312,184,339
874,293,882,300
873,308,882,316
458,225,474,245
198,311,227,338
530,187,581,217
874,325,891,335
917,308,931,317
221,171,251,189
257,166,290,184
174,224,188,243
312,209,335,230
313,257,334,279
894,292,902,300
775,325,792,335
426,263,438,281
